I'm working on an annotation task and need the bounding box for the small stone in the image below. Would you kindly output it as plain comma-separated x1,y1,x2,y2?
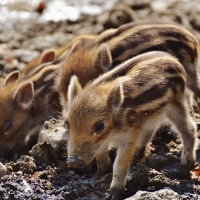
0,162,7,178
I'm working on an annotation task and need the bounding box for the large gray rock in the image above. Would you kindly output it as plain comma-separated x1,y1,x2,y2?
38,119,68,152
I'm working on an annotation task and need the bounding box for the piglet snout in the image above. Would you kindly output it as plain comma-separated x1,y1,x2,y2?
67,155,86,168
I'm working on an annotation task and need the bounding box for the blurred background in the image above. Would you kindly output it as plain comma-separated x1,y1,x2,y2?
0,0,117,23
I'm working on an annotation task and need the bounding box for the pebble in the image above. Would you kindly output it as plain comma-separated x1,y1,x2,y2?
0,162,7,178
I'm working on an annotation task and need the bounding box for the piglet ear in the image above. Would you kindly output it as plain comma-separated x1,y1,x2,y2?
14,82,34,109
68,75,82,106
108,82,124,111
61,40,82,60
39,49,56,64
99,44,112,72
70,40,81,53
4,70,21,85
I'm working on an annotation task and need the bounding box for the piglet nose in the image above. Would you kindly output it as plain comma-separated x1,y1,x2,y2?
67,155,86,168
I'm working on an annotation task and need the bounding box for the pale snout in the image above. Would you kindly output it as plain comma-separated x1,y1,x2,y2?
67,155,86,168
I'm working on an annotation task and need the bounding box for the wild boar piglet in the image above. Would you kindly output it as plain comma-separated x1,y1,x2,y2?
65,51,197,199
22,34,96,76
0,61,61,158
59,21,200,113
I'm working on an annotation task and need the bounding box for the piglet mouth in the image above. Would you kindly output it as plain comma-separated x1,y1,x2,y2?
67,155,86,168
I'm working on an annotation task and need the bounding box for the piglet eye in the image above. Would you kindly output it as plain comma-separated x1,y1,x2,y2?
64,120,70,130
3,120,12,131
95,122,104,133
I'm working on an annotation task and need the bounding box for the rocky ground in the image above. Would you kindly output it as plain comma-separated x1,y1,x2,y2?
1,0,200,199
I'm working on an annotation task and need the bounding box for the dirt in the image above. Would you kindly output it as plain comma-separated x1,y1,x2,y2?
1,0,200,199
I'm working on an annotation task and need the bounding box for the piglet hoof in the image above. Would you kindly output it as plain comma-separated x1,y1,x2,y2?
177,163,192,179
105,187,123,200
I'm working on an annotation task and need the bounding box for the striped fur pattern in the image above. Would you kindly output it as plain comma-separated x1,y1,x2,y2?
0,61,62,157
59,21,200,110
65,51,197,198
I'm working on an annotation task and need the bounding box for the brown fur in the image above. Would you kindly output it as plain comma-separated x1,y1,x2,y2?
65,51,197,199
59,21,199,111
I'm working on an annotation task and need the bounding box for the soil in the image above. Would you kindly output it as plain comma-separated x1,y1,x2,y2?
1,0,200,199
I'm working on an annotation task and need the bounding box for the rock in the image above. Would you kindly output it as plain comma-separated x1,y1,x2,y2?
38,119,68,152
9,156,37,174
126,189,200,200
29,142,59,166
126,189,179,199
0,162,7,178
